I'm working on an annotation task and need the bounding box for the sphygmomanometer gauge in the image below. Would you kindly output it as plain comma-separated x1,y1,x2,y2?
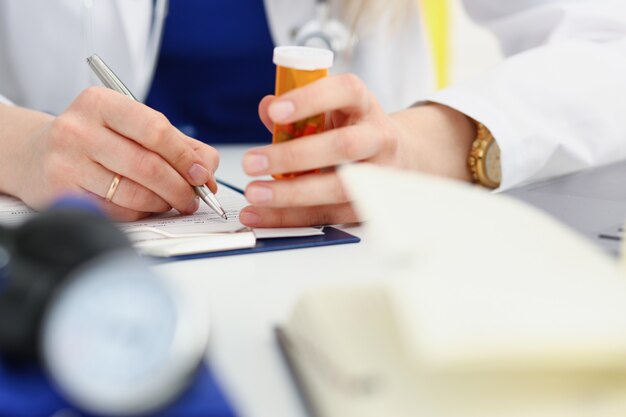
41,251,210,416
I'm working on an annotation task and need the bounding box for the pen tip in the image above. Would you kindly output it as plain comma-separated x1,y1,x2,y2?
222,213,228,220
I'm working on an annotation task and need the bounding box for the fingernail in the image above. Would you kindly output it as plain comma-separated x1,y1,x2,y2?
269,100,295,122
243,154,269,175
185,197,200,214
188,163,211,185
245,185,273,205
239,210,262,226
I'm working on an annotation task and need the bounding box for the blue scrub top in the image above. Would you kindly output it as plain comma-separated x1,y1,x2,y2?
145,1,276,144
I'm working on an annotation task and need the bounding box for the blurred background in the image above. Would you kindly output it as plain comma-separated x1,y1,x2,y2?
449,0,501,83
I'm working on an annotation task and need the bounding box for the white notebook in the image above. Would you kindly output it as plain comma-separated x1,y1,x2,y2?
279,164,626,417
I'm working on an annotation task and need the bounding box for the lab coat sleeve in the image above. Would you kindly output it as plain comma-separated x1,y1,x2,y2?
426,0,626,190
0,94,13,105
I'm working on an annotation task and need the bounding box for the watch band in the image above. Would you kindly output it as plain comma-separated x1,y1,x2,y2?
468,121,501,189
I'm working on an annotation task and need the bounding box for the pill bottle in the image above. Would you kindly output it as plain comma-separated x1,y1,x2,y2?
272,46,334,178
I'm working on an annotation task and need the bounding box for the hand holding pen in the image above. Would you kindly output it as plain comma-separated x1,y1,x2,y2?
87,54,227,219
3,56,223,221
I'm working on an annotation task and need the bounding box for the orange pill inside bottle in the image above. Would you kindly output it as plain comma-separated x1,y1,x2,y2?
272,46,334,179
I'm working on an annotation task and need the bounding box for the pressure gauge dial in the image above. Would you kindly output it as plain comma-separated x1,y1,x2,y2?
41,251,210,416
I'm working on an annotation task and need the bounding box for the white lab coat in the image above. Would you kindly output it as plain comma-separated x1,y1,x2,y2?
1,0,625,190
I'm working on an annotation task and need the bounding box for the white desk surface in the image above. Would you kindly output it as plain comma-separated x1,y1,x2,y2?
155,145,382,417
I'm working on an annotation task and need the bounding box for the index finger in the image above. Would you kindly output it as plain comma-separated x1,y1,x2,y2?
78,87,218,188
267,74,372,125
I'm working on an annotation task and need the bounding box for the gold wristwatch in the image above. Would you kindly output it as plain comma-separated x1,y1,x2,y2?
468,121,501,189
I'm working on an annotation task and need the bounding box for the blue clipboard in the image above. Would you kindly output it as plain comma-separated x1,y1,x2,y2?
161,181,361,262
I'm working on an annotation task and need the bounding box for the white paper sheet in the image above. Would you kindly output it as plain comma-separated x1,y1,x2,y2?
0,183,322,244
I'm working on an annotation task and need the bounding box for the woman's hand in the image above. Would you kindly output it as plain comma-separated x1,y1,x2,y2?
0,87,219,221
240,74,476,228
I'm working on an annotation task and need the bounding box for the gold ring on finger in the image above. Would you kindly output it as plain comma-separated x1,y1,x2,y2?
105,174,122,202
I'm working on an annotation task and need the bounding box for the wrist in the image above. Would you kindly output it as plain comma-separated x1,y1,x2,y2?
391,103,476,181
0,104,53,196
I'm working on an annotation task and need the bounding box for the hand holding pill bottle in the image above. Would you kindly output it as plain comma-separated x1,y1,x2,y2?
272,46,334,179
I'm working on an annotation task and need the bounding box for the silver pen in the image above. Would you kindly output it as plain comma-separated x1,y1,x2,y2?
86,54,228,220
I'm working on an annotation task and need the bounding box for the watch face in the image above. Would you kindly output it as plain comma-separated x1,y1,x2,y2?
485,141,502,184
42,251,210,416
